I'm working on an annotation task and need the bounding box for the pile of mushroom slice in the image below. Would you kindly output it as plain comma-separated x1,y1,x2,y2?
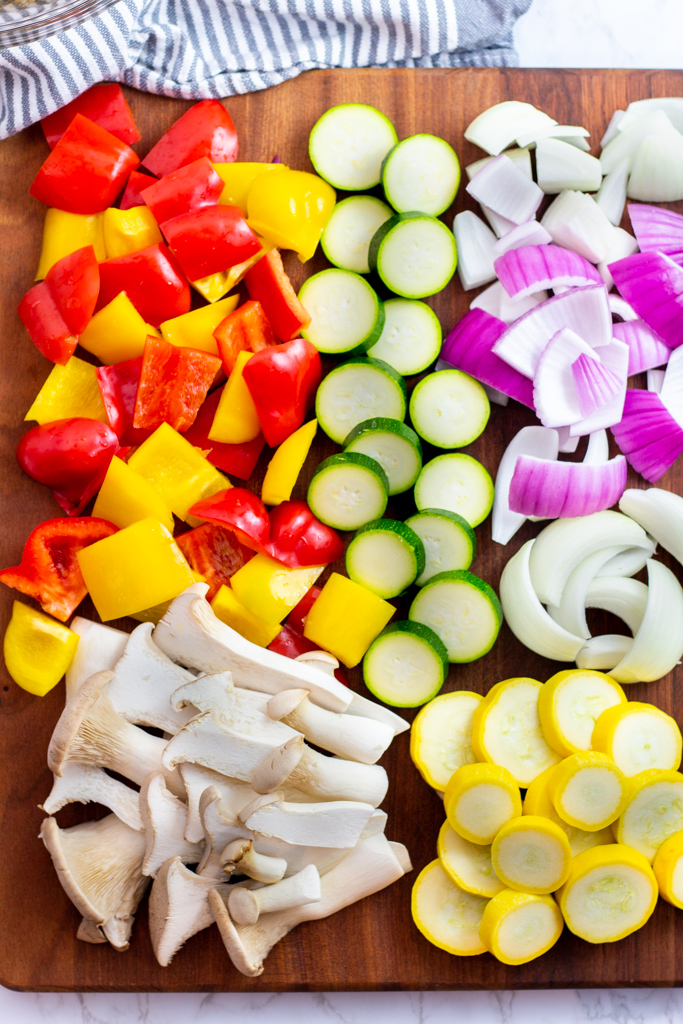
499,501,683,684
39,583,411,976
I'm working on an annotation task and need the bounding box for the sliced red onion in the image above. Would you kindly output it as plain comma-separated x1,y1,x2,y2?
659,345,683,427
613,319,671,375
440,308,534,408
584,429,610,464
470,280,548,324
495,244,602,301
572,353,622,417
595,158,629,227
508,453,627,518
648,368,666,393
568,338,629,436
609,295,639,322
466,154,543,226
609,251,683,350
557,426,580,453
611,388,683,482
493,221,552,254
480,204,517,239
492,426,559,544
535,138,601,194
628,203,683,256
453,211,497,290
493,283,612,379
533,328,596,428
541,190,617,263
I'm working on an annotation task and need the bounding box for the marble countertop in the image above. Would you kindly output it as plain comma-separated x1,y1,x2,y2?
5,1,683,1020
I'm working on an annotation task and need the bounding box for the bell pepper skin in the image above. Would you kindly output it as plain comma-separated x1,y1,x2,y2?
208,350,261,444
244,248,311,341
142,99,238,178
242,336,322,447
41,84,140,148
17,416,119,501
212,585,280,646
19,245,100,364
93,455,174,533
35,209,106,280
182,387,264,479
214,162,284,214
214,299,277,374
133,335,221,432
142,157,224,225
30,114,140,215
77,517,195,621
0,517,118,621
96,356,152,445
120,169,157,210
188,487,270,551
80,292,159,364
177,523,253,601
163,206,261,282
261,418,317,505
229,552,324,624
247,167,336,262
97,243,190,327
26,356,109,425
303,572,395,668
265,500,344,569
4,601,79,696
102,206,163,259
286,586,322,634
160,293,239,358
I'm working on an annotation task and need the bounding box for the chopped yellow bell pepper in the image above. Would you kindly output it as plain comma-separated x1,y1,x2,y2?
160,293,240,357
3,600,79,696
230,554,324,624
77,517,196,621
35,208,106,280
79,291,159,364
211,585,281,647
92,456,174,533
191,243,270,303
208,349,261,444
127,422,231,522
304,572,395,667
247,167,336,262
214,162,285,214
183,468,235,528
261,419,318,505
102,206,163,259
25,356,109,425
131,570,206,624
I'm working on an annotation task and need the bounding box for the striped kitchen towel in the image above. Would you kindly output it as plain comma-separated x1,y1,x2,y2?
0,0,532,139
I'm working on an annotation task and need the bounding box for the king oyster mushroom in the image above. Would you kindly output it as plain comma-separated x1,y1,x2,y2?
195,785,252,879
148,856,231,967
178,763,263,844
41,762,143,831
65,619,129,701
227,864,321,925
140,772,204,878
221,839,287,884
238,793,376,849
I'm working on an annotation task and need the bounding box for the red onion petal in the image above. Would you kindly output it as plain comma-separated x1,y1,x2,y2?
609,251,683,350
611,388,683,482
613,319,671,375
440,308,534,407
509,454,628,518
568,339,629,437
495,244,602,300
628,203,683,256
571,353,622,417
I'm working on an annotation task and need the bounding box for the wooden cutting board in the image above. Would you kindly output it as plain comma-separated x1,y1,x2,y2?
2,67,683,992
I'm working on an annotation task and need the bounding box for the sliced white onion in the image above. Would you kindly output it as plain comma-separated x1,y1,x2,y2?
541,190,617,264
480,204,517,238
600,109,675,175
466,154,543,225
647,369,665,393
618,98,683,135
609,559,683,683
470,280,548,324
493,221,553,254
595,158,629,227
465,102,557,157
491,426,559,545
499,539,584,661
453,211,498,290
568,338,629,437
585,576,649,636
533,327,596,428
608,295,639,321
627,126,683,202
600,110,625,149
557,426,580,453
535,138,602,194
620,486,683,568
576,634,633,671
660,345,683,427
516,123,590,149
548,545,630,639
596,543,656,578
466,147,533,181
482,383,510,407
583,429,610,464
565,137,592,152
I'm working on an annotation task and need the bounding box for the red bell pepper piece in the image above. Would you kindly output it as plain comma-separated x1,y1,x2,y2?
141,157,224,225
30,113,140,215
268,622,349,685
120,169,157,210
182,386,265,479
176,523,253,601
18,246,99,364
40,84,141,148
96,356,152,446
133,336,221,432
242,336,322,447
53,446,131,517
286,586,322,634
0,517,118,621
162,206,261,282
244,249,311,341
214,299,277,375
265,500,344,568
188,487,271,551
142,99,238,178
97,243,190,327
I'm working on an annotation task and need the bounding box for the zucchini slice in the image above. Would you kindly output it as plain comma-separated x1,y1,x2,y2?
414,454,494,528
362,620,447,707
299,269,384,355
344,418,422,496
309,104,398,190
346,521,425,599
409,569,501,663
406,508,476,586
315,356,407,444
307,452,388,531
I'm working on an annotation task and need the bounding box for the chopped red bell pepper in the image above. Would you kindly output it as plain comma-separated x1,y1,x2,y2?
188,487,271,551
120,169,157,210
53,445,131,518
18,245,99,364
286,586,322,633
41,84,141,148
266,500,344,568
30,113,140,215
268,621,349,685
97,243,190,326
96,356,152,446
141,157,224,225
182,386,265,479
142,99,238,178
242,336,321,447
176,522,253,601
214,299,277,375
133,335,221,432
0,517,118,621
162,206,261,282
244,249,311,341
17,417,119,501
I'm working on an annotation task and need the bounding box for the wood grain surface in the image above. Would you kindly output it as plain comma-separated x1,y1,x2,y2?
2,67,683,993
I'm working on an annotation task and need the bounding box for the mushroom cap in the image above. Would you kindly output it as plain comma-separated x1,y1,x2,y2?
48,671,114,776
148,856,230,967
140,772,203,877
41,762,143,831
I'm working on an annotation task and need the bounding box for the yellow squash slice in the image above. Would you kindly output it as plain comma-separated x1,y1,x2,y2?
479,889,563,965
437,820,505,898
444,763,522,846
491,815,572,895
592,702,682,777
538,669,626,758
549,751,628,832
411,859,488,956
523,764,614,856
652,830,683,908
615,768,683,862
410,690,482,792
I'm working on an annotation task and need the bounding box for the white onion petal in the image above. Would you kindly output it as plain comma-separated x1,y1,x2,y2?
609,560,683,683
453,211,498,291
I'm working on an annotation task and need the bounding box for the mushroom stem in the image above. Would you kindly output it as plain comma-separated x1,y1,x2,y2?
196,786,252,879
66,619,128,702
227,865,321,925
148,856,231,967
221,840,287,884
256,740,389,807
41,762,143,831
240,796,376,849
140,773,204,878
178,764,262,844
267,688,394,764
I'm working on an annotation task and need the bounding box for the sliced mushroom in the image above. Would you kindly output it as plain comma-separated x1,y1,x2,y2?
253,736,389,807
66,618,129,701
140,772,204,877
209,833,411,976
148,856,230,967
41,762,143,831
227,864,321,925
221,840,287,883
267,688,394,764
196,785,253,879
240,795,376,849
178,763,260,844
40,813,149,952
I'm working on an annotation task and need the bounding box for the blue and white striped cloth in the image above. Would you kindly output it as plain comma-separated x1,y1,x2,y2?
0,0,532,139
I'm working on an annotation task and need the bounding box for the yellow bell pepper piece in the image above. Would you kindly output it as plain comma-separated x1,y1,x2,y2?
79,291,159,364
208,349,261,444
92,456,174,533
127,422,231,522
160,293,240,357
25,356,109,425
191,243,270,303
131,571,206,624
230,554,324,624
3,601,79,696
261,419,317,505
303,572,395,667
102,206,162,259
77,517,196,621
211,585,281,647
183,468,234,528
247,167,336,262
214,162,285,214
35,208,106,280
